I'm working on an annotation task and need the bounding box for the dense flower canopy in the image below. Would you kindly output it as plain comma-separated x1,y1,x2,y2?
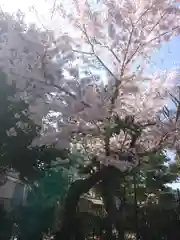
0,0,180,170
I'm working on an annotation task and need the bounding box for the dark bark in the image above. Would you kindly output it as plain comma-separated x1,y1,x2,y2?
54,166,110,240
101,171,116,239
133,173,140,240
101,167,125,240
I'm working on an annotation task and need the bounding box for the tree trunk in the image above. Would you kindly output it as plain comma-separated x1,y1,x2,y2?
54,166,110,240
133,173,140,240
101,167,125,240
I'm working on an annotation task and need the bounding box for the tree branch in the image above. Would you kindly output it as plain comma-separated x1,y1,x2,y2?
10,69,91,108
92,38,122,64
54,165,110,240
80,25,120,82
121,19,134,75
51,0,57,19
109,20,134,111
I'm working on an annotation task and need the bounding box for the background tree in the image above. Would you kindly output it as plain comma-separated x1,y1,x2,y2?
12,167,69,240
121,151,179,205
0,69,72,240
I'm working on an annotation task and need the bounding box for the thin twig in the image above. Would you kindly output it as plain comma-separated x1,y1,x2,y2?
121,131,128,150
141,121,156,128
121,18,134,74
51,0,57,19
176,96,180,122
72,49,94,55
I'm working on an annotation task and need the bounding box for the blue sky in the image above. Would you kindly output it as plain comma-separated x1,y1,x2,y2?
152,36,180,70
153,36,180,189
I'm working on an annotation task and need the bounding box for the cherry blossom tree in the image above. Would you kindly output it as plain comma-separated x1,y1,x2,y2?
47,1,180,239
0,2,179,163
0,0,180,238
